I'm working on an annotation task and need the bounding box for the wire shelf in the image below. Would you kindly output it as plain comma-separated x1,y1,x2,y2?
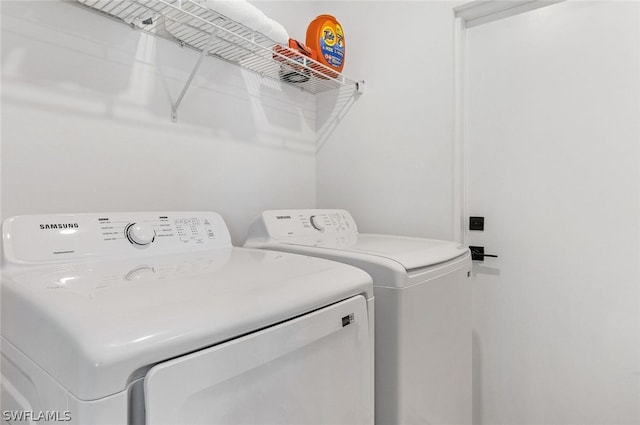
72,0,362,95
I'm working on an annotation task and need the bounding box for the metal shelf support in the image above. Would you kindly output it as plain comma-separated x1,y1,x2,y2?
171,29,217,122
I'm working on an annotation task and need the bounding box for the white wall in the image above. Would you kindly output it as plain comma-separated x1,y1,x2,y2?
316,1,460,240
1,0,317,244
465,2,640,424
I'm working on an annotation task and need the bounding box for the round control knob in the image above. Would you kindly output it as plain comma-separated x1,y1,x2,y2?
309,215,324,232
125,223,156,246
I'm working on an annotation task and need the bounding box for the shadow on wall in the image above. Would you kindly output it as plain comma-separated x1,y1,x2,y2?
1,1,316,155
316,85,361,152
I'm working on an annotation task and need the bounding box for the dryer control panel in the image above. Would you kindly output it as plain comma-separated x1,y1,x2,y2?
2,211,232,264
255,209,358,241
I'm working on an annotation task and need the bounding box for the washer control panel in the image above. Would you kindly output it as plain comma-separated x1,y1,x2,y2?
257,209,358,240
2,211,232,264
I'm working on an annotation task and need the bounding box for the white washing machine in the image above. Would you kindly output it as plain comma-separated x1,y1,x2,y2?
1,211,374,425
245,209,472,425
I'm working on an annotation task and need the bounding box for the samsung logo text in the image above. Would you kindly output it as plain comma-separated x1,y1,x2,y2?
39,223,79,230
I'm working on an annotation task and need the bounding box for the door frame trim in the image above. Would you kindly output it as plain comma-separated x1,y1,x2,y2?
451,0,564,243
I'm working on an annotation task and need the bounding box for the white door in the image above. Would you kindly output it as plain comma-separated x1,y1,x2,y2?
464,2,640,424
144,295,372,425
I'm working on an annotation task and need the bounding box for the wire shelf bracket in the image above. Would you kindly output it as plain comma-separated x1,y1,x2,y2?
171,28,217,122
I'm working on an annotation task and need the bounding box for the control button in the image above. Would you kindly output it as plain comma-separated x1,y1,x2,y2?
310,215,324,232
125,223,156,247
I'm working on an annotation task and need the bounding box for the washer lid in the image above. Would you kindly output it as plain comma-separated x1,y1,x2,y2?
245,209,468,271
344,234,468,270
1,248,372,401
286,234,468,271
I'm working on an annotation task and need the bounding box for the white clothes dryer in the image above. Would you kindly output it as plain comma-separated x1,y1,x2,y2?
245,209,472,425
1,211,374,425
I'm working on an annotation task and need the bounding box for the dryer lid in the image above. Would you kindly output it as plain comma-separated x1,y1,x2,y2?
2,248,372,401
